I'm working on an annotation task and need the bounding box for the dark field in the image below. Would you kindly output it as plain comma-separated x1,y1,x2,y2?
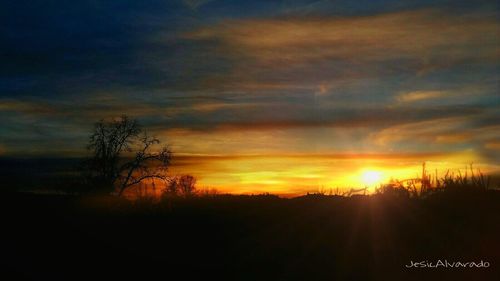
3,189,500,281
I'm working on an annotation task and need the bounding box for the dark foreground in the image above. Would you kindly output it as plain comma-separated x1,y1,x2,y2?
3,190,500,281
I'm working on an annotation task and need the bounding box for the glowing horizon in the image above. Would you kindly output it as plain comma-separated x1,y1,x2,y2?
1,1,498,195
166,150,498,195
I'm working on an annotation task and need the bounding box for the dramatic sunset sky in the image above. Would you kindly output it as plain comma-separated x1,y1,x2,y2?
1,0,499,194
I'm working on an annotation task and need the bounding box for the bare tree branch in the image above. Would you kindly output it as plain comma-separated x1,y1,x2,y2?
83,115,172,195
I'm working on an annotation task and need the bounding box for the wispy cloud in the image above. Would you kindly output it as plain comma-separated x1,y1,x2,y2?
183,0,215,10
370,116,500,149
0,99,57,115
185,9,497,66
396,90,447,103
485,141,500,150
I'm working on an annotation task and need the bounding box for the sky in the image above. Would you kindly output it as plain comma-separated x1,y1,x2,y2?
1,0,499,194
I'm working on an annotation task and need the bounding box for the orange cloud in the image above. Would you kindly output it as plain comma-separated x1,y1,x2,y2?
371,117,500,147
185,9,498,67
371,117,471,145
485,141,500,150
396,90,447,103
0,99,57,115
174,9,500,95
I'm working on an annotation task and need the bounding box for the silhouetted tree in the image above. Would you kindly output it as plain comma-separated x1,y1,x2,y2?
178,175,197,197
83,115,172,195
163,176,180,197
162,174,197,198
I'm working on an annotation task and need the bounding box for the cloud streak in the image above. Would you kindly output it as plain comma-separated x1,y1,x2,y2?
396,90,447,103
183,9,498,90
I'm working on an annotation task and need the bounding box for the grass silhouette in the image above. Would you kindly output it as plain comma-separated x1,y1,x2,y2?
2,160,500,281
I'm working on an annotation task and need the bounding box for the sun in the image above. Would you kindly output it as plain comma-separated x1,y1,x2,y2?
361,171,382,186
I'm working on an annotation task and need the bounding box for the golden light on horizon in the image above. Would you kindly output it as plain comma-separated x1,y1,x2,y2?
164,149,499,196
361,170,383,187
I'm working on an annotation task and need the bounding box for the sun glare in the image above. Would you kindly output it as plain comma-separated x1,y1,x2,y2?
361,171,382,186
